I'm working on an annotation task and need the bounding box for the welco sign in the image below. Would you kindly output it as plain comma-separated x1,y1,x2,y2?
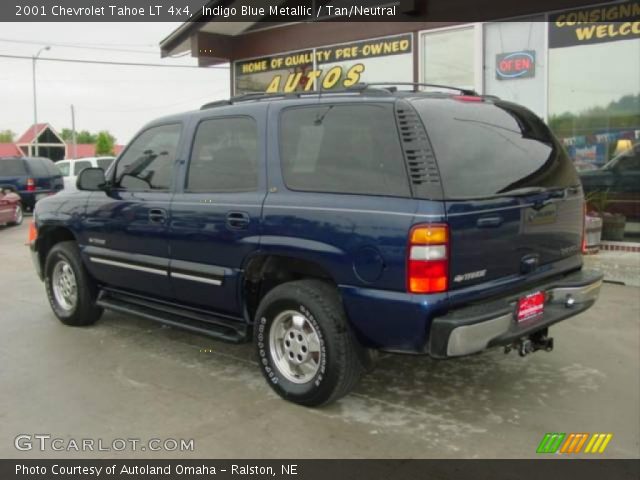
495,50,536,80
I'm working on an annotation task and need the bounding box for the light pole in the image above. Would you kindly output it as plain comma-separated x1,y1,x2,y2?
32,45,50,157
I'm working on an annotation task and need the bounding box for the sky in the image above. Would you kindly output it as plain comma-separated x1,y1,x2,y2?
0,22,230,144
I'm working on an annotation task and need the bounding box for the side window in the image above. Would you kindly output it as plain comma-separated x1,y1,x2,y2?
280,104,410,197
73,161,92,175
96,158,114,171
56,162,70,176
114,124,181,191
186,117,258,192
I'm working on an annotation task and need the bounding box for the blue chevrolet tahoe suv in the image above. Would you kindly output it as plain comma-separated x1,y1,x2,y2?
29,85,603,406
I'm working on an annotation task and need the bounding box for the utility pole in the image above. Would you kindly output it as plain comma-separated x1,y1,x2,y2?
70,105,77,159
32,45,50,157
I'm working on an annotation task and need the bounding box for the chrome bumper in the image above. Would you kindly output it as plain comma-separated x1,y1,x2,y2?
429,269,603,358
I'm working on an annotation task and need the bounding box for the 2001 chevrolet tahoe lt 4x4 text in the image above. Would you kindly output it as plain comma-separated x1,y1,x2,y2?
30,84,603,406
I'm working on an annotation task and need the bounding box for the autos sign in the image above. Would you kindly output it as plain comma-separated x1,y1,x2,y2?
496,50,536,80
234,33,412,93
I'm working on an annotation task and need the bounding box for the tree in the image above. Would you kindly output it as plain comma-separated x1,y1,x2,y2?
0,129,15,142
95,131,115,155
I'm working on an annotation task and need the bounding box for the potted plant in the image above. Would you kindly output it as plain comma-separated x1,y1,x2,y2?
585,189,626,241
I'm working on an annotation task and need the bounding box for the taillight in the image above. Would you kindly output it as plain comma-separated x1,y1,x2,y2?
27,220,37,244
26,178,36,192
407,224,449,294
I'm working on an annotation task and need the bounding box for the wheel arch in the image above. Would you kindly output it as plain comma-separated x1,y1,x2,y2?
37,225,78,275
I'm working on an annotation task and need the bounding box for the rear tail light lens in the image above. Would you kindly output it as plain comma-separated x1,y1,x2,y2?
26,178,36,192
407,224,449,294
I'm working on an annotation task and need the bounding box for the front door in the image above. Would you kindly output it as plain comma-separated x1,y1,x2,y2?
79,123,183,299
169,113,266,316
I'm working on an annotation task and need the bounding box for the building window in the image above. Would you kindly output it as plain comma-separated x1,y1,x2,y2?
422,26,476,91
483,19,546,119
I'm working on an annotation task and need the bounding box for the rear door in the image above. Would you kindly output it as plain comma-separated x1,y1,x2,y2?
168,111,266,316
412,97,583,293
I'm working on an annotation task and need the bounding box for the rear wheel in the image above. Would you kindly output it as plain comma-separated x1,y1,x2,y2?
8,203,22,226
254,279,364,406
44,241,102,326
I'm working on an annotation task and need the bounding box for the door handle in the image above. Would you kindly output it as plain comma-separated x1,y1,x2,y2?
226,211,250,230
149,208,167,223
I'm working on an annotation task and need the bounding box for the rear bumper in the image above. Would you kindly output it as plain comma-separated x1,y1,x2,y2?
428,269,603,358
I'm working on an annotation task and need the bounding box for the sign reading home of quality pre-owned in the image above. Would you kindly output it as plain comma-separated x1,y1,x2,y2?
496,50,536,80
234,33,412,94
549,0,640,48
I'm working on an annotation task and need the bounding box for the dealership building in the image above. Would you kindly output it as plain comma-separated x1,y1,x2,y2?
160,0,639,238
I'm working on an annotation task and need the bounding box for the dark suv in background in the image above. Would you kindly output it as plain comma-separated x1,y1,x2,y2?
0,157,63,211
29,85,602,406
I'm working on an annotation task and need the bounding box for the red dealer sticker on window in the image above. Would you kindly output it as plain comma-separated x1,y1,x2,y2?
517,291,545,322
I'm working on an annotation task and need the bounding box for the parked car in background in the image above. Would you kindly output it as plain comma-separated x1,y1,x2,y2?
580,143,640,221
0,185,23,226
0,157,63,211
56,157,115,191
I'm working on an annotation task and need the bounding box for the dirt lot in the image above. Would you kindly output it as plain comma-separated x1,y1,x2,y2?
1,219,638,459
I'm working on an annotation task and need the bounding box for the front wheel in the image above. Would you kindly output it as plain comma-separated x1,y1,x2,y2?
44,241,103,326
254,279,364,407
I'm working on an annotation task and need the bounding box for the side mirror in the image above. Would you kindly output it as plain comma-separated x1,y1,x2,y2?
77,168,107,191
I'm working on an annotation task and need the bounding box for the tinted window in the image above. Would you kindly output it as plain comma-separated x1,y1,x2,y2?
26,159,49,177
0,159,27,176
280,104,410,197
57,162,70,176
413,98,580,198
96,158,114,171
73,161,92,175
187,117,258,192
115,124,181,190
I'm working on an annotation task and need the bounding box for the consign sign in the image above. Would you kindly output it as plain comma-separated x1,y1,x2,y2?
496,50,536,80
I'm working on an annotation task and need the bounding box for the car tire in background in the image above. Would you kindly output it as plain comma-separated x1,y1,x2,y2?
44,241,103,326
254,279,364,407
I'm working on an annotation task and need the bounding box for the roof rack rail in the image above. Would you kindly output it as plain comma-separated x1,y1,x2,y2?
355,82,479,96
200,87,393,110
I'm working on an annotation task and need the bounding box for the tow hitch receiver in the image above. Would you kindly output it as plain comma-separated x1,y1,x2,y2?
504,329,554,357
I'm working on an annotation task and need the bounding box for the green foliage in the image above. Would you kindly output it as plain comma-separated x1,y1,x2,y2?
0,129,15,142
549,94,640,137
95,131,115,156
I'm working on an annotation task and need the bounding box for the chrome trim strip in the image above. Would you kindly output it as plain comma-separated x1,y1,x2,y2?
266,205,442,219
170,271,222,286
89,257,167,276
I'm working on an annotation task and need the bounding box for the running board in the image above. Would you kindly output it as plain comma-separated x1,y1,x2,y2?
96,289,248,343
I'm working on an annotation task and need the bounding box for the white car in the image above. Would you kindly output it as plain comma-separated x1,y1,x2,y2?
56,157,115,191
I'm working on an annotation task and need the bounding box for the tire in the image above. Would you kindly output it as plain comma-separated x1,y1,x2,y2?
44,241,103,326
8,203,23,226
254,279,364,407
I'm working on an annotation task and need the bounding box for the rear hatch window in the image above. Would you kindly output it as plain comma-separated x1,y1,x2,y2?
412,97,583,292
0,159,27,177
411,98,579,198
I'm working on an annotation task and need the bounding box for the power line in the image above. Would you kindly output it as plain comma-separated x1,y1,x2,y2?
0,37,159,55
0,53,228,69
